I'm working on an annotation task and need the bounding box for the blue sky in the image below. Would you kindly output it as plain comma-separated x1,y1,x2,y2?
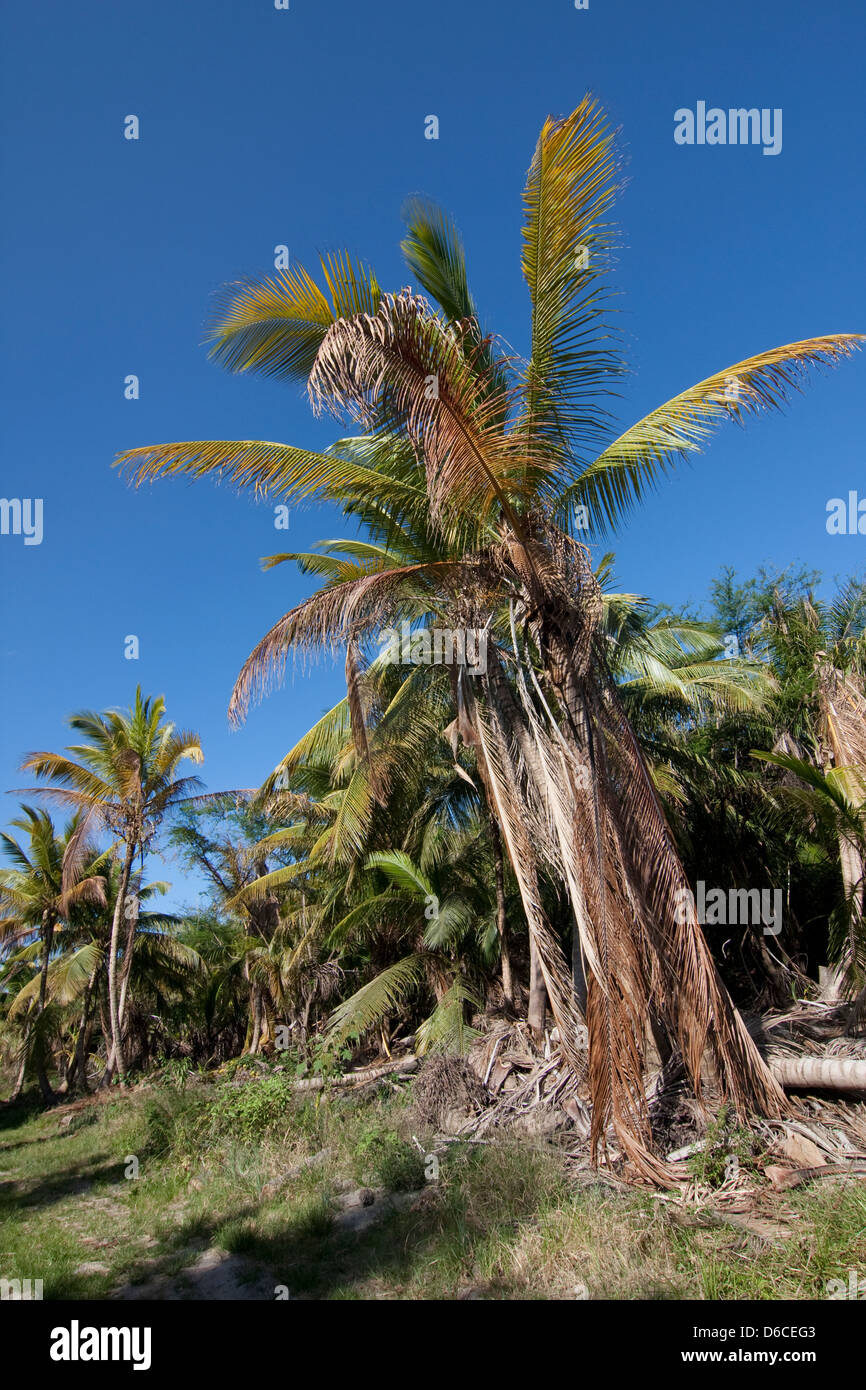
1,0,863,909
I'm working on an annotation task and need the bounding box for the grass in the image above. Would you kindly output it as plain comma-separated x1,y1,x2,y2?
0,1071,864,1300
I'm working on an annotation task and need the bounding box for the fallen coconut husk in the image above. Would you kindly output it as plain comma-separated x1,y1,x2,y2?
411,1055,489,1131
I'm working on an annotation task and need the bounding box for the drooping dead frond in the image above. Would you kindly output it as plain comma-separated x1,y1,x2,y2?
309,291,551,530
455,667,585,1072
479,531,785,1180
593,664,787,1118
817,662,866,788
228,560,460,724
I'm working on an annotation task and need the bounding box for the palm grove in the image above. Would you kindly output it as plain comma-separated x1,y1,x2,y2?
2,100,863,1180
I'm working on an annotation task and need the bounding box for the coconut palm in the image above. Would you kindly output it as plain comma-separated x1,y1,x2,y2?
168,797,311,1053
0,807,106,1100
18,689,203,1084
116,97,862,1176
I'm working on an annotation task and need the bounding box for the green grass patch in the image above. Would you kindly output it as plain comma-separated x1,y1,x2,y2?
0,1075,863,1300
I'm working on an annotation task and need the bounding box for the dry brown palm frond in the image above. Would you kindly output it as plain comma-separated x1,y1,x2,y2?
593,665,787,1120
457,667,585,1074
308,291,552,530
477,529,784,1179
814,662,866,1003
59,807,104,909
817,663,866,787
490,607,671,1180
227,560,467,724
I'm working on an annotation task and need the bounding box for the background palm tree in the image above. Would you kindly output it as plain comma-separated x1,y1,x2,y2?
0,807,105,1100
18,688,203,1084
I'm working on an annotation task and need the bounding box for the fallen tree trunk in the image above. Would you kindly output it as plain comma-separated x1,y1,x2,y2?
292,1056,418,1092
764,1162,866,1191
769,1056,866,1092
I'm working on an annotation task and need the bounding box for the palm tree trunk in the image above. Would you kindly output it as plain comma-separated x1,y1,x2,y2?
838,833,864,984
38,911,54,1013
116,897,140,1038
35,1061,54,1105
527,937,547,1037
249,985,262,1055
102,840,136,1087
486,809,514,1009
770,1055,866,1091
9,1052,27,1103
68,964,99,1093
35,913,57,1102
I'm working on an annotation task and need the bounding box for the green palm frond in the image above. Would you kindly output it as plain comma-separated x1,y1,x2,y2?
521,95,624,457
207,252,382,381
422,894,476,950
325,952,426,1048
415,976,481,1056
401,196,475,325
562,335,863,535
364,850,435,900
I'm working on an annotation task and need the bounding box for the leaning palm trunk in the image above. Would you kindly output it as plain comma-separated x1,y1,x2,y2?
69,961,100,1093
116,894,141,1037
35,911,57,1102
459,535,786,1180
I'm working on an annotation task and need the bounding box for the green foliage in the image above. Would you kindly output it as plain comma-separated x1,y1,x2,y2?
355,1125,426,1191
110,1086,204,1162
687,1105,762,1188
206,1073,297,1143
158,1055,195,1090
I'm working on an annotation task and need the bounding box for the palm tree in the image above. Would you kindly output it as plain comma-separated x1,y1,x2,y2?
0,807,105,1100
754,751,865,1006
168,797,307,1053
18,689,203,1084
750,583,866,1012
117,97,861,1177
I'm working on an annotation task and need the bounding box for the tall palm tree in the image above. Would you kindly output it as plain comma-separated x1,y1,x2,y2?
18,689,203,1084
117,98,861,1177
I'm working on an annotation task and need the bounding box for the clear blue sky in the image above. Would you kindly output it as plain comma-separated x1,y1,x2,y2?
1,0,863,909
